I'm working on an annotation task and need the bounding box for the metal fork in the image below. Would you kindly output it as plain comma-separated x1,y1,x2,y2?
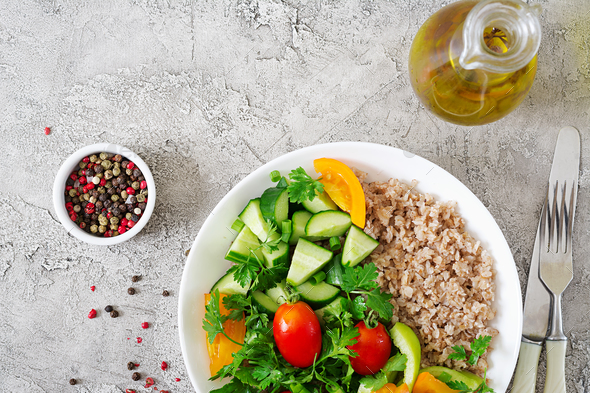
539,179,577,393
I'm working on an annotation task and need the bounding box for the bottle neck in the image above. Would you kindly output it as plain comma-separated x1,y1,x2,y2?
459,0,542,74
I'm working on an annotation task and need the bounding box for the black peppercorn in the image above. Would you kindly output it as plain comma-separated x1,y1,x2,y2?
132,372,140,381
69,379,76,385
131,214,139,222
99,193,107,202
114,154,122,162
128,287,135,295
138,175,145,182
119,204,127,212
127,361,135,370
131,275,140,282
94,165,104,174
128,196,137,204
104,305,113,312
133,168,141,177
110,310,119,318
121,161,129,169
104,200,112,208
138,202,146,211
163,290,170,297
86,169,95,177
112,208,121,216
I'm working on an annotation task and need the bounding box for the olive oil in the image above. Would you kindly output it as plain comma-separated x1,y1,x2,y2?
409,0,540,126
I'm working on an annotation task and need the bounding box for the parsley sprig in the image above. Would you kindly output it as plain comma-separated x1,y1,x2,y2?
286,167,325,203
444,336,495,393
202,289,244,347
359,353,407,391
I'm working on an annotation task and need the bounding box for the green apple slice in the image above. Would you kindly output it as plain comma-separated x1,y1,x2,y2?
390,322,421,391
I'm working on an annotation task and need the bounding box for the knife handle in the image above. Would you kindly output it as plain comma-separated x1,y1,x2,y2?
544,340,567,393
513,340,542,393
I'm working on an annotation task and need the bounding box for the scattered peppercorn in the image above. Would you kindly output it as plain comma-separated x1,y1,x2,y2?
127,361,135,370
128,287,136,295
144,377,154,388
125,389,136,393
141,322,149,329
161,361,168,371
131,275,140,282
44,127,51,135
162,290,170,297
110,310,119,318
105,305,113,313
88,309,97,319
69,378,76,385
132,372,140,381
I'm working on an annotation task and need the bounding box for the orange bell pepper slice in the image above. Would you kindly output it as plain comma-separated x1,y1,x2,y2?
313,158,366,228
204,293,246,377
413,372,460,393
373,383,410,393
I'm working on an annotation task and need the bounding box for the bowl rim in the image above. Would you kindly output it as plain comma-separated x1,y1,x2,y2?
52,142,156,245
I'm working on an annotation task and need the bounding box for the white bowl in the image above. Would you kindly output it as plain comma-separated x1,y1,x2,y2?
52,143,156,245
178,142,522,392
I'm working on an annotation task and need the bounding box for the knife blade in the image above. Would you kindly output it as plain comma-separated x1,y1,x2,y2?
512,126,581,393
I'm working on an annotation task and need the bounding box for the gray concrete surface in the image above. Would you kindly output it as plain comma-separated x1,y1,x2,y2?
0,0,589,392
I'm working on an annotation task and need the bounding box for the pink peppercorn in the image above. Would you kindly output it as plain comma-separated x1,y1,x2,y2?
175,378,180,382
141,322,149,329
90,286,95,292
127,162,135,170
118,225,126,234
82,156,90,163
86,182,95,190
79,176,87,185
144,377,154,388
160,391,169,393
137,337,142,343
66,185,73,191
88,309,97,319
44,127,51,135
65,202,73,210
70,173,78,181
126,187,135,195
140,180,147,189
161,361,167,371
100,178,106,187
127,220,135,228
107,212,113,219
70,213,77,221
121,218,128,227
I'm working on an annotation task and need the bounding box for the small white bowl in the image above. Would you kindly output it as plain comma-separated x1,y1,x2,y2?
53,143,156,245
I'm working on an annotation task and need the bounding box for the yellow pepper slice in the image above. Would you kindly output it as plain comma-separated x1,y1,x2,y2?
373,383,410,393
413,372,461,393
204,293,246,377
313,158,366,228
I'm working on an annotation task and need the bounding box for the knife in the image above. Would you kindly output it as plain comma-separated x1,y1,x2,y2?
512,126,581,393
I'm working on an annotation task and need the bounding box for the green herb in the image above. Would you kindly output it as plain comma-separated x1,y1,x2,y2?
448,344,467,361
286,167,324,203
270,170,281,182
447,380,472,392
445,336,495,393
329,236,342,251
202,289,244,347
260,220,281,253
358,353,407,391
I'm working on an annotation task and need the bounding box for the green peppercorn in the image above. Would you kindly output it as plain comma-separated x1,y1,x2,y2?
83,193,90,201
110,216,119,225
68,189,77,197
104,170,113,180
98,225,107,233
101,160,112,170
96,173,104,179
136,194,146,203
112,167,121,176
79,161,87,169
89,196,97,204
105,181,112,189
113,161,121,168
111,194,120,202
98,187,106,194
110,224,118,231
126,168,133,176
90,154,98,163
99,152,108,160
132,181,140,190
113,231,119,236
73,205,81,213
90,224,98,233
98,216,108,226
121,191,128,199
126,212,133,220
95,158,102,165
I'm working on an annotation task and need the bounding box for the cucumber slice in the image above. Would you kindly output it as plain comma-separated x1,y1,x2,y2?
211,270,249,296
342,224,379,267
225,225,264,264
239,199,281,243
305,211,352,238
302,190,338,213
252,290,279,314
289,210,321,245
261,241,289,268
324,254,345,286
260,187,289,227
266,280,289,305
287,239,333,286
297,280,341,309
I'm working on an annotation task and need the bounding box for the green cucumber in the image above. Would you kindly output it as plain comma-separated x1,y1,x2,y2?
261,241,290,268
260,187,289,227
296,280,341,309
211,270,249,296
287,239,333,286
289,210,321,245
266,280,290,305
342,224,380,267
239,199,281,243
225,225,263,264
305,211,352,238
324,254,345,286
302,190,338,213
252,290,279,314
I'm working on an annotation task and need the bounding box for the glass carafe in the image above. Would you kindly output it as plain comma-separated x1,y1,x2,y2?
408,0,542,126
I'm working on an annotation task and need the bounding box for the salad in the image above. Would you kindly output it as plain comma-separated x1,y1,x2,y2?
202,158,494,393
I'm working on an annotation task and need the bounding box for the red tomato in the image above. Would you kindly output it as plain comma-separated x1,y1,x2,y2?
273,301,322,368
347,321,392,375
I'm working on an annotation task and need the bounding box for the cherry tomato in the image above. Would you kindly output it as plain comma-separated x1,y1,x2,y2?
347,321,392,375
273,301,322,368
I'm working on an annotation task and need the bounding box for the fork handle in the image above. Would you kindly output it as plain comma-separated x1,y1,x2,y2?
513,340,542,393
545,340,567,393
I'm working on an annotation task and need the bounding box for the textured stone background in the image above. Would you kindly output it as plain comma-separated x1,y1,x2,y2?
0,0,589,392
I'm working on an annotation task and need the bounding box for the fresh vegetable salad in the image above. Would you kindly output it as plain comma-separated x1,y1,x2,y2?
202,158,494,393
